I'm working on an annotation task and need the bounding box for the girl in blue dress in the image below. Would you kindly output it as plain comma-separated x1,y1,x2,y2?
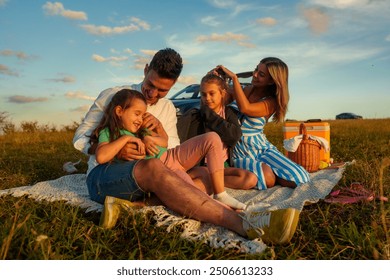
213,58,310,190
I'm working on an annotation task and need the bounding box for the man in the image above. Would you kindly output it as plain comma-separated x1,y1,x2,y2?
73,48,181,175
73,48,300,245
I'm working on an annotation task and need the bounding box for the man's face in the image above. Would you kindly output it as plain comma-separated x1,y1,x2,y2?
141,69,176,105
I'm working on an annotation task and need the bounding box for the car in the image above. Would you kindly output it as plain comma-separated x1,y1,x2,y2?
336,112,363,120
169,84,201,117
170,71,253,117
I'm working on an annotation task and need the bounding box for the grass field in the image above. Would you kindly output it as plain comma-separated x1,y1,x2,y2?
0,119,389,260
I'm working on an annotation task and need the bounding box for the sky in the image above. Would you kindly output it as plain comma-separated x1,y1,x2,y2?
1,0,389,128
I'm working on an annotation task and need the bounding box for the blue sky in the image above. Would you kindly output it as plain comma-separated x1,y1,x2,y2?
1,0,389,128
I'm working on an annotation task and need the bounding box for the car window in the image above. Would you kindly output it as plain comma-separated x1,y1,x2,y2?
171,85,200,100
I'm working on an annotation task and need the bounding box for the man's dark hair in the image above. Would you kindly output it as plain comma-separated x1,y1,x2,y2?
148,48,183,80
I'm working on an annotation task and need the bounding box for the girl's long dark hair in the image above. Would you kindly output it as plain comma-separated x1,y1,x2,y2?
90,89,146,146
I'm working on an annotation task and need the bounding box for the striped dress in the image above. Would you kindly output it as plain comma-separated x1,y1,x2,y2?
230,101,310,190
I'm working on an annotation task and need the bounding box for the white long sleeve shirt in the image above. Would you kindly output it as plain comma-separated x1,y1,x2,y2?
73,83,180,175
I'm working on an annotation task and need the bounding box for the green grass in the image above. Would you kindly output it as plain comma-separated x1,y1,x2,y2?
0,120,389,259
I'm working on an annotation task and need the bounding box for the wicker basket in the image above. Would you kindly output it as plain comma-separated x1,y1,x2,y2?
287,123,321,173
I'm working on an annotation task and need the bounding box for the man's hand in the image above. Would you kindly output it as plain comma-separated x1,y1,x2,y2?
142,112,161,131
143,136,160,157
116,142,146,161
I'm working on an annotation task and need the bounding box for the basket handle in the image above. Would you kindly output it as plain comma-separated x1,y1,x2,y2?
299,123,308,140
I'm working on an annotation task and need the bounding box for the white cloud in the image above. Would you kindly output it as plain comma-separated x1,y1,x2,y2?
302,7,330,34
197,32,246,43
110,48,120,54
308,0,370,9
0,49,36,60
0,64,18,77
208,0,235,9
231,4,253,16
386,34,390,42
133,50,156,69
306,0,390,15
283,42,384,77
91,54,106,62
196,32,254,48
8,95,48,103
0,0,8,7
80,24,139,36
201,16,221,27
178,76,197,85
131,17,150,30
166,34,206,58
237,41,256,48
123,48,133,54
70,104,91,112
92,54,129,63
256,17,277,26
48,75,75,83
208,0,253,16
140,49,157,56
65,91,95,101
42,2,87,20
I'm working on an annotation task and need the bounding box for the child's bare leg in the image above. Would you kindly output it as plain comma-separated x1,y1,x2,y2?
187,166,213,195
223,167,258,189
200,135,246,210
262,163,276,188
169,132,246,209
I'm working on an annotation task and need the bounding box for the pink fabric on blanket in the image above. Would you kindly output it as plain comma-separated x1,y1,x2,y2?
324,182,388,204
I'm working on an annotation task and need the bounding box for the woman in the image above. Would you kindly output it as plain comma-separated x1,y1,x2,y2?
215,57,310,190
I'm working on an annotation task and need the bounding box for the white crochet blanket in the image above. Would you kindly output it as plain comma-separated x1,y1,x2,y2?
0,167,345,254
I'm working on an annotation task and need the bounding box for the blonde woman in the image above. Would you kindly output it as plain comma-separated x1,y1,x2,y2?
215,57,310,190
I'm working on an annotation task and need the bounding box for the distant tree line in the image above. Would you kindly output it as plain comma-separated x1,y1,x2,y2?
0,111,79,134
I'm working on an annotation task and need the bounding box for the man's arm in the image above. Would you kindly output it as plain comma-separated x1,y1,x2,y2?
73,90,109,155
162,101,180,148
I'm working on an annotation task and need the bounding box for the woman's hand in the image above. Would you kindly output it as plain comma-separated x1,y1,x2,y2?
213,65,237,80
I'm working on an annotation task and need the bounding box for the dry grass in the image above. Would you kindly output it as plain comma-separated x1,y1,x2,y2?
0,119,389,259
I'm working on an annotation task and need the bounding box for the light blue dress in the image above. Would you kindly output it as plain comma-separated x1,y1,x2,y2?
230,101,310,190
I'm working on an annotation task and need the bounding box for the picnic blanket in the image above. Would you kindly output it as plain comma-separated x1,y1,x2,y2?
0,167,345,254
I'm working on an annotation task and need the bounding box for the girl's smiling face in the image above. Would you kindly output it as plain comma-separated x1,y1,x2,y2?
200,82,225,113
115,98,147,133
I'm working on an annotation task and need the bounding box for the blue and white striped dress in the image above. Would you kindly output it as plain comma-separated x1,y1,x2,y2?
230,101,310,190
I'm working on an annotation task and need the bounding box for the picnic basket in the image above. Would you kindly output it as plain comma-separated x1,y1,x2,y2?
287,123,321,173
